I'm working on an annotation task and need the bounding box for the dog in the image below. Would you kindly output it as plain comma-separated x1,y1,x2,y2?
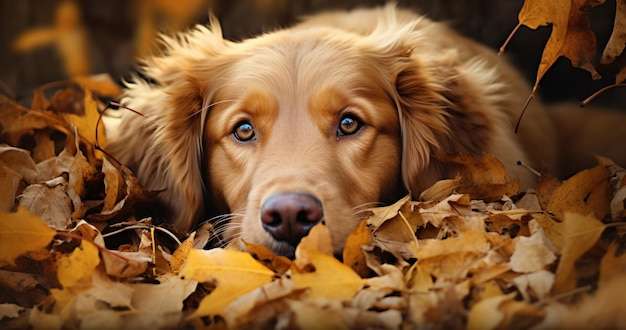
107,4,620,257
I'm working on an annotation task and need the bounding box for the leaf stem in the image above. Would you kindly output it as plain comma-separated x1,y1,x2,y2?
580,83,626,107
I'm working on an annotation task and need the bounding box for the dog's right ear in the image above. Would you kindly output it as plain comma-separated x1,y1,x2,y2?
366,16,507,197
106,19,232,235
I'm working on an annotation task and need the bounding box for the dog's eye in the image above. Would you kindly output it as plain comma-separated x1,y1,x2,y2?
233,121,255,141
337,115,362,136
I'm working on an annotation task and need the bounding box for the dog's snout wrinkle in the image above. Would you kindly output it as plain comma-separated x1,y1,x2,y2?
260,193,323,246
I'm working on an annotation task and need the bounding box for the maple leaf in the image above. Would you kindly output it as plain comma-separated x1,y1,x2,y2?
501,0,604,94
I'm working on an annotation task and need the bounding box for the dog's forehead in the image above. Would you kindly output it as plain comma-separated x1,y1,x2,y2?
228,29,382,95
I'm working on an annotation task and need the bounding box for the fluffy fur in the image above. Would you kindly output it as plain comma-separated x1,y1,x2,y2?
107,5,562,256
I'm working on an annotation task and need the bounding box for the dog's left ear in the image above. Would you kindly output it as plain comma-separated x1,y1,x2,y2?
107,21,231,236
387,44,502,196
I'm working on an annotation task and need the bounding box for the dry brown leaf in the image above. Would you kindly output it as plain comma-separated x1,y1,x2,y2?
0,145,39,183
101,157,124,212
513,270,555,301
552,212,605,295
342,219,373,277
602,0,626,83
419,179,459,201
546,165,611,220
0,165,20,212
440,153,519,201
366,195,421,259
509,220,557,273
242,241,292,274
414,230,492,281
170,232,195,273
129,273,197,328
18,178,72,229
503,0,603,93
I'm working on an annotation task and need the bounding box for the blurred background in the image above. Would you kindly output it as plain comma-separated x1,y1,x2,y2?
1,0,624,108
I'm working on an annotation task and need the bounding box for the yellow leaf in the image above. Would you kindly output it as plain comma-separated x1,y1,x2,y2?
61,89,106,148
342,220,372,277
72,74,122,98
419,178,459,202
292,248,364,299
101,157,124,212
553,212,605,295
546,165,611,220
296,223,334,256
57,240,100,288
181,248,275,318
599,243,626,286
0,207,56,265
171,232,195,273
414,230,492,281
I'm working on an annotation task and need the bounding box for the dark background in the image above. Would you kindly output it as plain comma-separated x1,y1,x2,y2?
1,0,624,108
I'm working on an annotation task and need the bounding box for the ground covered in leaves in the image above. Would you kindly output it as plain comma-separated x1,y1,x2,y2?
1,79,626,329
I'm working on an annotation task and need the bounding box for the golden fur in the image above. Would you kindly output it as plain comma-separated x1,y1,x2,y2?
107,5,575,256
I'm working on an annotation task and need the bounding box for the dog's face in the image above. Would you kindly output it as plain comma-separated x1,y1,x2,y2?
110,15,501,257
203,30,404,255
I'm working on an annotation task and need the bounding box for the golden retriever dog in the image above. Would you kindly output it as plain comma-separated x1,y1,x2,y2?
107,4,614,256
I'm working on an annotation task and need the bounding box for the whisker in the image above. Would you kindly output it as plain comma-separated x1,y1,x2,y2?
352,201,385,211
185,99,237,120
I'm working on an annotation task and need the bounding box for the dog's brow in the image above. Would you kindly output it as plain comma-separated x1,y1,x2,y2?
186,99,237,120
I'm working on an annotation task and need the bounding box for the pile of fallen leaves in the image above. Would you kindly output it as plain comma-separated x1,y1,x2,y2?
1,79,626,329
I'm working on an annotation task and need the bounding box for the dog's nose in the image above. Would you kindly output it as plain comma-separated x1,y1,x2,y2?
260,193,323,246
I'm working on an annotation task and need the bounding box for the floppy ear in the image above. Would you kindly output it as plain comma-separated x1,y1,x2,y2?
107,21,230,235
391,47,503,196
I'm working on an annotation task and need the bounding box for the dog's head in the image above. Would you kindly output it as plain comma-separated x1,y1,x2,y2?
114,11,502,256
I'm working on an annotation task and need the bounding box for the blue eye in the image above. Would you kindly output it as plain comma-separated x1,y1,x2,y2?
337,115,362,136
233,121,255,141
